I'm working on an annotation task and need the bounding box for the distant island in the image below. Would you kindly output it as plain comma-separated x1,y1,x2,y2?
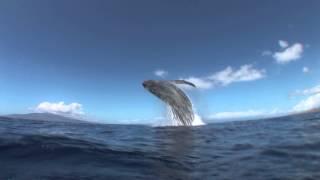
0,113,87,123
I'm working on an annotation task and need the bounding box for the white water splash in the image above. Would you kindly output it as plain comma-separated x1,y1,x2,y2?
154,106,205,127
192,113,206,126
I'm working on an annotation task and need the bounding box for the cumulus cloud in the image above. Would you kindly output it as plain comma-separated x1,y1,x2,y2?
154,69,168,78
293,94,320,112
152,65,265,90
273,43,304,64
293,85,320,96
279,40,289,48
181,64,265,90
208,65,266,86
302,67,309,73
291,85,320,112
34,101,84,116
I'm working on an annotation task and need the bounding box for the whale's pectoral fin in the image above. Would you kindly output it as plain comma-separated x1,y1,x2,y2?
171,80,196,88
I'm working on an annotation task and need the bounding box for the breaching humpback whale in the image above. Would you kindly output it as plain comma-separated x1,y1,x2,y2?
142,80,196,126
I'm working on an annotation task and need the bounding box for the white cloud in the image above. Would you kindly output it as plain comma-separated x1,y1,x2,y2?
279,40,289,48
291,84,320,112
273,43,304,64
153,65,265,90
35,101,84,116
302,66,309,73
293,94,320,112
294,85,320,96
154,69,168,78
208,64,266,86
181,64,265,90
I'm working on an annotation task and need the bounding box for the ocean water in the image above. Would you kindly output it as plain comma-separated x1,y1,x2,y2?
1,115,320,180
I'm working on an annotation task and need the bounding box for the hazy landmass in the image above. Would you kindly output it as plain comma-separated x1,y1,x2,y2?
0,113,86,123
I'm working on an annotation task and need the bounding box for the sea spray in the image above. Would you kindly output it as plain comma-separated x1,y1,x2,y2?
152,105,205,127
166,105,205,126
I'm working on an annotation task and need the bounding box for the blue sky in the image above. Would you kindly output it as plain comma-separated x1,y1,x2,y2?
0,0,320,123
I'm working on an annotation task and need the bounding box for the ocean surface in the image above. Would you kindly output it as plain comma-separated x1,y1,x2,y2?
1,115,320,180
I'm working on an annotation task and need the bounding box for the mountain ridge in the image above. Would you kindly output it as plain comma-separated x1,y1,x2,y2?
0,113,87,123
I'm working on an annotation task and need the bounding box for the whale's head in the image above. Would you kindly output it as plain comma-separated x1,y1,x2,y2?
142,80,153,89
142,80,164,98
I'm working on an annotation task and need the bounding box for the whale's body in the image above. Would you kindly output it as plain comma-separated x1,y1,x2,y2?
142,80,196,126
